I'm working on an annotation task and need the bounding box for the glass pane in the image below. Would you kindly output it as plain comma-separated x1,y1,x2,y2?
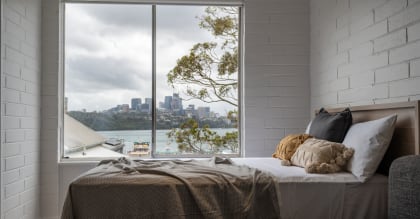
156,6,240,156
64,3,152,158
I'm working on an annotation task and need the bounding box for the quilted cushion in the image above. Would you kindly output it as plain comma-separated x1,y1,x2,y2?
291,138,354,173
272,134,312,161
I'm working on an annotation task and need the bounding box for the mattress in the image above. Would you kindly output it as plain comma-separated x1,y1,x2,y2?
232,157,388,219
62,157,388,219
61,157,281,219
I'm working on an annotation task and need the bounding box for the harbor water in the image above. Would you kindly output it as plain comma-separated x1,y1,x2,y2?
98,128,237,154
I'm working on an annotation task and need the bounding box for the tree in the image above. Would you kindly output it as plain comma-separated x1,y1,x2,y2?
167,119,219,153
167,7,239,154
167,118,239,154
167,7,238,107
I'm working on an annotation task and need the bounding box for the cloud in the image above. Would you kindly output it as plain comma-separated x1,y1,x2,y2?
68,3,212,41
65,55,151,93
156,6,211,40
65,3,236,114
66,89,149,112
74,3,151,29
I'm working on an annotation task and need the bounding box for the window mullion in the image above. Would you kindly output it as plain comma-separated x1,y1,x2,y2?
151,4,157,158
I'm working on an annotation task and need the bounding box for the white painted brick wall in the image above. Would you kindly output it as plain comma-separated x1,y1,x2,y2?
3,88,21,103
338,52,388,77
408,20,420,41
375,63,409,83
390,76,420,96
411,58,420,76
338,20,388,52
389,40,420,64
388,2,420,31
244,0,310,157
374,0,406,22
5,130,25,143
409,0,420,5
351,12,374,33
3,143,20,157
349,42,373,61
373,28,406,52
1,0,42,218
311,0,420,110
330,77,349,92
350,71,375,87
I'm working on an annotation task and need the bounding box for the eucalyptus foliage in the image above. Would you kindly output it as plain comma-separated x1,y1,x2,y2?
167,7,239,154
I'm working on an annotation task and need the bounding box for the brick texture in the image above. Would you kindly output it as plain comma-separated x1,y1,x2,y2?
1,0,42,218
311,0,420,111
244,0,310,157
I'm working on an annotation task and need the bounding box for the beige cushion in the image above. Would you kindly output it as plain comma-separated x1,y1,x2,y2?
272,134,312,161
291,138,354,174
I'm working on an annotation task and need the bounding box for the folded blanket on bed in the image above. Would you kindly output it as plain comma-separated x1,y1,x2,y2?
61,157,281,219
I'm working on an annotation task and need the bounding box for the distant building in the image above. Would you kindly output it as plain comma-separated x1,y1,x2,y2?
184,104,196,118
121,104,130,113
171,93,183,114
197,107,210,119
131,98,142,110
187,104,195,111
145,98,152,114
140,103,150,113
164,96,172,110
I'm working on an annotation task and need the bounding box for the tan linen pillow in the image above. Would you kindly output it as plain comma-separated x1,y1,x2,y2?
291,138,354,173
272,134,312,160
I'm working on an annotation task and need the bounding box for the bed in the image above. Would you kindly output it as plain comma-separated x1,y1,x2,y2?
61,101,420,219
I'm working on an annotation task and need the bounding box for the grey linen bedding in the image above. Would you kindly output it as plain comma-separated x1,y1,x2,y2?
61,157,281,219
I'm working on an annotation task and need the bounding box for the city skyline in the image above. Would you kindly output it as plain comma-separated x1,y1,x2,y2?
66,93,231,117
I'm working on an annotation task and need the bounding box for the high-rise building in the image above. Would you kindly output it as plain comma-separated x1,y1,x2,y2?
131,98,142,110
197,107,210,119
164,96,172,110
145,98,152,114
171,93,182,112
184,104,196,118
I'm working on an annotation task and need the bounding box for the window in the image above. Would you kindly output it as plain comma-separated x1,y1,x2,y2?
63,3,241,159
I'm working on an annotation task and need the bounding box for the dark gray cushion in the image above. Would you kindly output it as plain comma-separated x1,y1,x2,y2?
309,108,352,143
389,155,420,219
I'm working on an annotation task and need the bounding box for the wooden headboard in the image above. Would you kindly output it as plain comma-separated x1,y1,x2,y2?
323,101,420,175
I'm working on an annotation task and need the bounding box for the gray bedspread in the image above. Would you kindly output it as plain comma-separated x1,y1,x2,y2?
61,157,281,219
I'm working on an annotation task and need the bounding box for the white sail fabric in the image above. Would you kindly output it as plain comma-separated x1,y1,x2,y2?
64,114,106,151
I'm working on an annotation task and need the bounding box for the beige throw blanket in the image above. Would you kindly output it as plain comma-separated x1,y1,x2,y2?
61,157,281,219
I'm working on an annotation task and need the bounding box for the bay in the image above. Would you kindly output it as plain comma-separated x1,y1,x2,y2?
98,128,237,154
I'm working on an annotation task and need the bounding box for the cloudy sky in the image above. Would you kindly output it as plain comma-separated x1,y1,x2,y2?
64,3,237,115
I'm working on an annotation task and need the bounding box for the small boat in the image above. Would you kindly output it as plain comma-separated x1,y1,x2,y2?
128,141,150,157
102,138,124,153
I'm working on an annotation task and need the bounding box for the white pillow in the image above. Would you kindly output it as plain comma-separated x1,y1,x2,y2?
304,120,312,134
343,114,397,182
